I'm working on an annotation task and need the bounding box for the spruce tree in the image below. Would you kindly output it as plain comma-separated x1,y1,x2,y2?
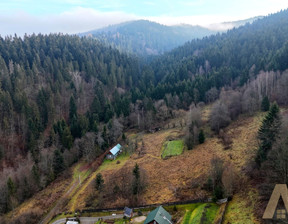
69,96,77,124
132,163,140,195
256,103,280,165
7,178,16,197
261,96,270,112
0,144,3,160
95,173,104,191
53,149,65,177
61,126,73,150
198,129,205,144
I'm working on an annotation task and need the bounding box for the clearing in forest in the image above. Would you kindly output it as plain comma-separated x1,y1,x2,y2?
161,139,184,159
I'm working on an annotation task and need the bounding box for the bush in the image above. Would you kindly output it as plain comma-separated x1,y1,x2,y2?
198,129,205,144
213,185,224,201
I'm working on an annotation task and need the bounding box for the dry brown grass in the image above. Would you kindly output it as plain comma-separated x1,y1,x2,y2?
5,172,72,221
59,109,263,212
9,108,264,223
72,110,262,208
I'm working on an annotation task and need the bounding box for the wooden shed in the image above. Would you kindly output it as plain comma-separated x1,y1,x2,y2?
106,144,122,160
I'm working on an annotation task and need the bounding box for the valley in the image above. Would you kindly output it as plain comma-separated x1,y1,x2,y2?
1,8,288,224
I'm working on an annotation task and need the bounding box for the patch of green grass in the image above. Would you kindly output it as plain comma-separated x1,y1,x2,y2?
205,203,219,223
99,153,130,172
182,210,193,224
180,203,219,224
189,203,206,224
162,140,184,159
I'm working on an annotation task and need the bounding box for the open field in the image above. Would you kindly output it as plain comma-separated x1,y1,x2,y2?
181,203,219,224
161,139,184,159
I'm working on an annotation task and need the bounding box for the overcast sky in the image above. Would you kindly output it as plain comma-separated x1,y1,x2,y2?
1,0,288,36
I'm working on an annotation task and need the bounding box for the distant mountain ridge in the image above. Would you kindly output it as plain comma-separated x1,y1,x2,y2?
80,20,218,56
79,17,263,56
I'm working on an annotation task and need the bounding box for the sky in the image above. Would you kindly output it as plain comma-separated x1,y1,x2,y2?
0,0,288,36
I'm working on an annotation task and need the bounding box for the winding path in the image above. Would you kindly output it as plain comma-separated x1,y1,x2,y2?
39,179,80,224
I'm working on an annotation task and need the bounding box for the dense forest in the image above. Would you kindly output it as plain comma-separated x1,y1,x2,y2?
81,18,261,57
0,34,141,214
81,20,218,56
1,8,288,221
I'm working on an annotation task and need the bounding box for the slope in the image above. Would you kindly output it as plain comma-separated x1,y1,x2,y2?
81,20,218,56
146,9,288,104
59,108,262,223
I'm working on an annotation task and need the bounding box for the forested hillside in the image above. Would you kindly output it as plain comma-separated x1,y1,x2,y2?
81,18,262,57
81,20,218,56
1,9,288,223
142,9,288,104
0,34,141,214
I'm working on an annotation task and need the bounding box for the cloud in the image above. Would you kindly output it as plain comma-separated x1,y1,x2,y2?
1,2,288,37
144,14,246,27
0,7,137,36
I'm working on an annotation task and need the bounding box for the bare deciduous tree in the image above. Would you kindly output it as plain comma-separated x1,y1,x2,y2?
205,87,219,103
210,101,231,133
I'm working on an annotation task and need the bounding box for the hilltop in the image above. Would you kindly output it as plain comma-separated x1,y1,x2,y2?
80,17,260,56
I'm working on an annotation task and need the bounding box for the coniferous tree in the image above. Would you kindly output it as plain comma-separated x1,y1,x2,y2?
53,149,65,177
101,125,109,149
198,129,205,144
69,96,77,124
7,177,16,197
6,177,17,211
32,164,40,188
132,163,140,195
95,173,104,191
0,144,3,160
256,103,281,166
261,96,270,112
210,158,224,201
61,126,73,150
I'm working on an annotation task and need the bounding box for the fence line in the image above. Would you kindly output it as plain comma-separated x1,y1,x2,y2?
80,198,208,214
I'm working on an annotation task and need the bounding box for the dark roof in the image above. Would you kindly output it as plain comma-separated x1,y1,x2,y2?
124,207,133,216
144,206,172,224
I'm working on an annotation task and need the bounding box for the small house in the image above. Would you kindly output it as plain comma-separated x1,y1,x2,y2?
144,206,172,224
124,207,133,218
106,144,122,160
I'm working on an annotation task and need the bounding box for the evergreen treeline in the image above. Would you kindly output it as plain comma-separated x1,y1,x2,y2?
82,20,218,56
1,9,288,216
0,34,141,214
145,9,288,105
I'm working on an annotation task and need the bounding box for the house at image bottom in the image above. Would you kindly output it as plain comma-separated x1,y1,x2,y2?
106,144,122,160
144,206,172,224
124,206,133,218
